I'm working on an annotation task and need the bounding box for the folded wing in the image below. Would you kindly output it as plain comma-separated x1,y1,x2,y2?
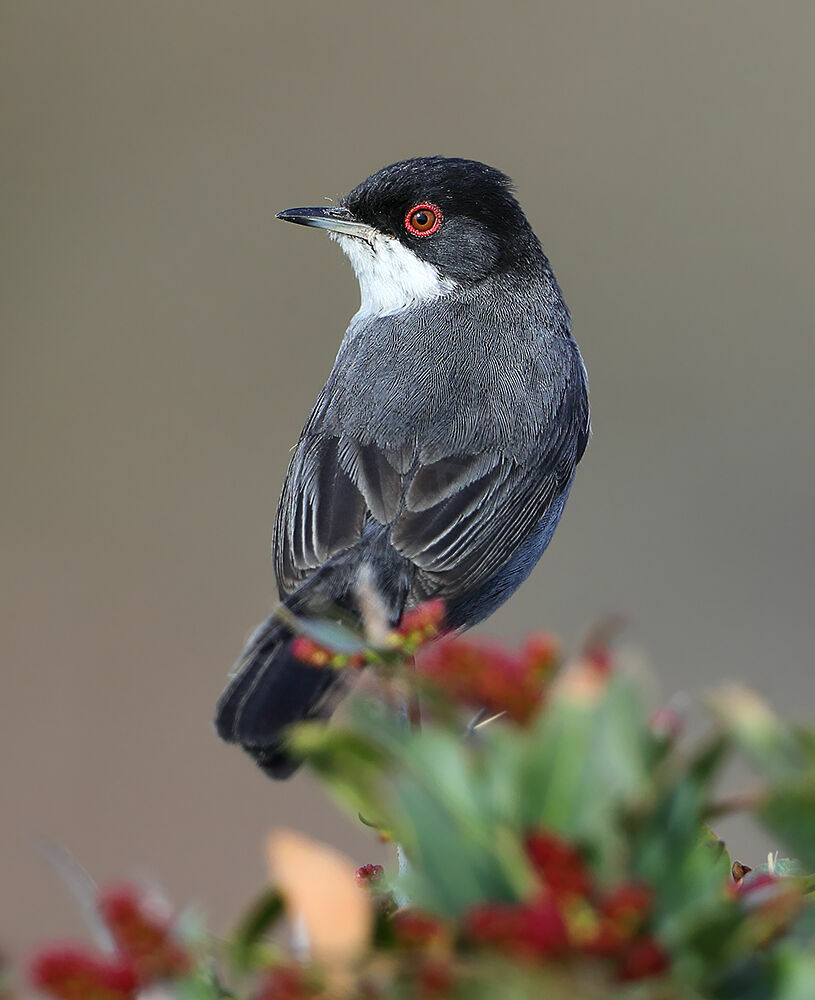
274,351,588,617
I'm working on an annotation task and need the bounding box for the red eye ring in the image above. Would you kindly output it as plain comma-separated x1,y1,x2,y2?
405,202,442,237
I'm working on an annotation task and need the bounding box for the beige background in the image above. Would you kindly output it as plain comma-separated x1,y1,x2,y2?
2,1,814,953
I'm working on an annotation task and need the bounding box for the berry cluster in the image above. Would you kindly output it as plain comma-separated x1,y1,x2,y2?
290,598,563,729
29,951,137,1000
464,831,667,981
253,965,320,1000
416,632,560,723
291,599,446,669
355,863,385,887
350,829,670,994
30,885,187,1000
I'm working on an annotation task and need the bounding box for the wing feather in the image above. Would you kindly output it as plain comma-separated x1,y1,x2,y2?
274,335,589,609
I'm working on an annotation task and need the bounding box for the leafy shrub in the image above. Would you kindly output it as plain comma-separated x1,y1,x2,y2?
12,604,815,999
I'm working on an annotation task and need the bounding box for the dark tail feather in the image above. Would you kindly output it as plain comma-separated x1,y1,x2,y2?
214,611,340,779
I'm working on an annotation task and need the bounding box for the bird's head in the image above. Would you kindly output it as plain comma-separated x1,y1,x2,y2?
276,156,542,318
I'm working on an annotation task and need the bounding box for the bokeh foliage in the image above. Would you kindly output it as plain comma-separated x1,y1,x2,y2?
12,611,815,999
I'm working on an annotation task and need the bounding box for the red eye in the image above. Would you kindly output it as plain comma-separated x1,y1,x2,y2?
405,202,442,236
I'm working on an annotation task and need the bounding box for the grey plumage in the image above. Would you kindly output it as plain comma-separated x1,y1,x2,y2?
215,157,589,777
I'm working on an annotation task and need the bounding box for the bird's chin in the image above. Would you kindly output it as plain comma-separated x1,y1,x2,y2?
329,230,374,251
329,228,457,320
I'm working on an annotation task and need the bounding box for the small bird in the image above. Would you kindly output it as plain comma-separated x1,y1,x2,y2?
215,157,589,777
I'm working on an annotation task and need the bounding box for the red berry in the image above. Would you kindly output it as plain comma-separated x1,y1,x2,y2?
581,917,624,957
525,832,592,899
417,636,545,723
253,965,314,1000
392,910,446,949
465,903,524,946
584,646,613,675
465,899,568,958
516,899,569,956
416,957,454,997
600,883,652,932
520,633,560,676
617,936,670,981
291,636,330,667
30,947,138,1000
398,600,446,638
98,884,188,983
355,863,384,887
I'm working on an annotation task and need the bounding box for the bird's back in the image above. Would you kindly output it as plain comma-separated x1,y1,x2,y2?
273,267,589,625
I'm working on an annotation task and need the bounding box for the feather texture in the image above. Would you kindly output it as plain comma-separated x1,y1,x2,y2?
274,278,589,625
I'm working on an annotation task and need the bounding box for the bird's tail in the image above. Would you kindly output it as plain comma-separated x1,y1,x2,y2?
214,607,343,779
217,538,412,778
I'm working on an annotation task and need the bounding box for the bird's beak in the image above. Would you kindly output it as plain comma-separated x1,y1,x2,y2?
275,206,371,238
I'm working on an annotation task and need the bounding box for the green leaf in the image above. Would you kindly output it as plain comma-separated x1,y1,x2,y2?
773,946,815,1000
294,616,370,654
708,687,806,780
759,780,815,871
227,887,284,972
515,674,652,876
175,967,236,1000
390,728,534,913
290,721,393,829
629,738,734,951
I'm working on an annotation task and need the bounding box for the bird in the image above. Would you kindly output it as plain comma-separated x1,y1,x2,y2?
215,156,590,778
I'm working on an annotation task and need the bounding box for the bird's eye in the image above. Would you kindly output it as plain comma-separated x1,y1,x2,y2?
405,202,442,237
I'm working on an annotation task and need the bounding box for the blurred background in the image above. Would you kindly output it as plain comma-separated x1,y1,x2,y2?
2,0,814,952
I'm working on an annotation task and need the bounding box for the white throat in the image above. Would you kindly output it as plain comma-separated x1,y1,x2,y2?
331,231,457,319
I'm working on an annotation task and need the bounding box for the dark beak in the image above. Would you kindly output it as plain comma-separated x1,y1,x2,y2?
275,205,371,238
